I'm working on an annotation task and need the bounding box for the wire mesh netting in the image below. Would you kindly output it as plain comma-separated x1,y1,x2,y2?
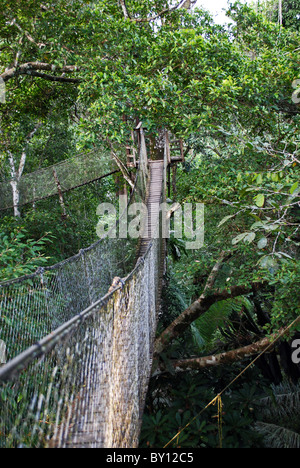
0,147,119,211
0,236,136,360
0,131,149,361
0,239,163,448
0,128,166,448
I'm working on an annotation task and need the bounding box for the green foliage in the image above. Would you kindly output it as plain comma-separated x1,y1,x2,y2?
264,260,300,333
140,366,267,448
167,236,188,263
0,225,51,281
252,0,300,32
254,382,300,448
192,296,257,351
159,269,189,331
0,0,299,449
174,98,299,330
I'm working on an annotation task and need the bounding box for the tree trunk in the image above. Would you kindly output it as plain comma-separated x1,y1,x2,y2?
8,151,26,217
164,336,275,372
9,180,21,217
157,317,300,373
7,123,41,217
278,0,283,26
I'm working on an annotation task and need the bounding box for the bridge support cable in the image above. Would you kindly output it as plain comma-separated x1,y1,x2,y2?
0,129,167,448
0,148,121,212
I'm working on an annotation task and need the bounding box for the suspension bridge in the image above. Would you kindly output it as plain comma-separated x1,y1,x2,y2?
0,128,179,448
0,147,119,212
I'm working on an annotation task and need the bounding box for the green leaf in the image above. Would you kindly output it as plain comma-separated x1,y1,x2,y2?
290,182,298,195
258,255,278,272
256,173,263,184
254,194,265,207
244,232,256,243
218,214,235,227
232,232,247,245
257,237,268,249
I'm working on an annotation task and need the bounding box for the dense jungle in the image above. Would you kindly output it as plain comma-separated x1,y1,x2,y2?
0,0,299,448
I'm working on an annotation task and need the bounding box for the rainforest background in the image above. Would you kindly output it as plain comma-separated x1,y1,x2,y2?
0,0,299,448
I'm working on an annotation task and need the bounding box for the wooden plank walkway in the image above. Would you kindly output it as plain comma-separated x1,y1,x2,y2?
138,160,164,257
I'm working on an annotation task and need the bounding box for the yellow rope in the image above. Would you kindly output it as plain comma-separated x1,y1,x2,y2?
163,316,300,448
212,394,223,448
217,394,223,449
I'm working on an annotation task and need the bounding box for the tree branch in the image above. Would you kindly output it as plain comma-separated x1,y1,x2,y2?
132,0,187,23
154,274,265,356
157,316,300,373
120,0,130,19
108,141,135,191
160,336,274,372
10,19,46,48
1,62,80,83
202,250,231,295
23,71,81,83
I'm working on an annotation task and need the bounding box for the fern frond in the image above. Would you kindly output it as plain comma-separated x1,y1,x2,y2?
255,382,300,429
192,299,232,349
254,422,300,448
192,297,254,350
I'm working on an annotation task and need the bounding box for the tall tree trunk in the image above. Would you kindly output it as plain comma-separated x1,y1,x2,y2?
7,122,42,217
9,179,21,217
278,0,283,26
8,151,26,217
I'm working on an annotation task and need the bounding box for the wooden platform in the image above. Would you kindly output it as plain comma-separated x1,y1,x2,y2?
138,160,164,257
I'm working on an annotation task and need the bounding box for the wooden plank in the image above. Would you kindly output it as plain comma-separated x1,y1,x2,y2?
137,160,164,256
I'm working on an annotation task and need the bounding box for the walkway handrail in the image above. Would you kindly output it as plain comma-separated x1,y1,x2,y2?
0,147,121,211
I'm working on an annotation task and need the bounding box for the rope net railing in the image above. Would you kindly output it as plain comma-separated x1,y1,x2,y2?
0,128,166,448
0,130,149,361
0,146,120,211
